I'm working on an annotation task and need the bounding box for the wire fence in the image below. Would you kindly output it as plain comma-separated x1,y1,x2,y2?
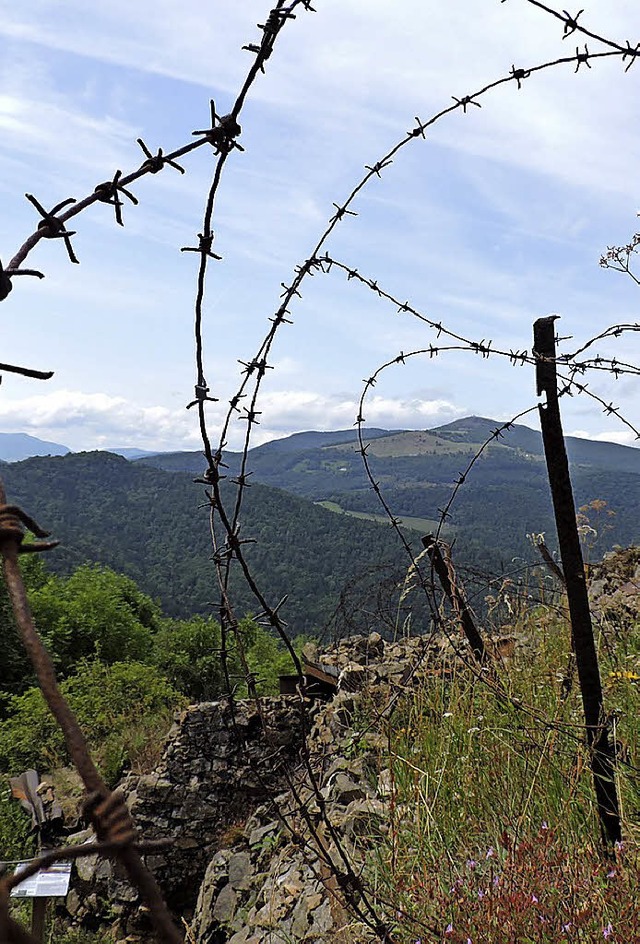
0,1,639,941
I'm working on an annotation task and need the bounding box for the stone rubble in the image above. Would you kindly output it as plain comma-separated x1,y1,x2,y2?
60,627,528,942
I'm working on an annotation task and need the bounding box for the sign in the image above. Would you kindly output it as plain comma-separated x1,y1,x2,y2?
10,860,72,899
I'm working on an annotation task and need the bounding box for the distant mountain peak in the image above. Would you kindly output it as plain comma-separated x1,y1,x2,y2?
0,432,70,462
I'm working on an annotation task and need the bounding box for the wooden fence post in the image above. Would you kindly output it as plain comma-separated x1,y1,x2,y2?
533,315,621,847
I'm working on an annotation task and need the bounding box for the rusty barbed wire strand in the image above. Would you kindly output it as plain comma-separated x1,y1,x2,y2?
319,255,640,381
186,8,640,934
180,3,405,940
0,2,636,940
199,36,640,628
514,0,640,68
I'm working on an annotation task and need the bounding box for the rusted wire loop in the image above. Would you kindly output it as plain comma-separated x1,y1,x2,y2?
0,504,59,554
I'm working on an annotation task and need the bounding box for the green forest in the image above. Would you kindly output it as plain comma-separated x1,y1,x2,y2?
0,552,300,860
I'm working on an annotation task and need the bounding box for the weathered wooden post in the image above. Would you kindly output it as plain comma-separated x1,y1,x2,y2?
533,315,621,847
421,534,487,665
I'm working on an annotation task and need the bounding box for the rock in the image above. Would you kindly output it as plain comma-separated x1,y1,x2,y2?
228,852,252,890
307,899,334,936
338,662,369,691
331,772,372,805
365,631,384,660
248,821,279,848
376,768,393,798
213,883,238,923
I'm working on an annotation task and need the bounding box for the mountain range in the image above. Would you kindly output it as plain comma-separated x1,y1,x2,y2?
0,417,638,633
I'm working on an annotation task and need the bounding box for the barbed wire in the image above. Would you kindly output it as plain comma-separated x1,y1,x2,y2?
188,1,640,936
1,0,639,940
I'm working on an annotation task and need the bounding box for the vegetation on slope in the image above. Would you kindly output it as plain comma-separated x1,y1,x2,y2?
369,551,640,942
0,451,407,634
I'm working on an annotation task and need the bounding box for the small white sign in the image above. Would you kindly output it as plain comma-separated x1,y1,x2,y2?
11,860,72,899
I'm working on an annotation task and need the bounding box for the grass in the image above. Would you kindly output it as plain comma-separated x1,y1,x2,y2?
316,500,452,535
366,570,640,942
328,432,479,458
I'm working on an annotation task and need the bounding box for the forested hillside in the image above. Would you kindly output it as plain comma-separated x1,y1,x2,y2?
139,417,640,569
0,451,407,634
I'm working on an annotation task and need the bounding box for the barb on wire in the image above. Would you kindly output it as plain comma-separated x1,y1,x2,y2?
137,138,186,175
25,194,79,264
181,233,222,261
94,170,139,227
0,362,53,381
192,100,244,154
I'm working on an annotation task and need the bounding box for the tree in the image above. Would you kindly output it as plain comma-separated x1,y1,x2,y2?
28,564,160,678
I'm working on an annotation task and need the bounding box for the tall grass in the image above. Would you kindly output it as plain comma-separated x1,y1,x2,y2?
369,588,640,942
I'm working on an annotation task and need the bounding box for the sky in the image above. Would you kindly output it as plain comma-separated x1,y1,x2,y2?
0,0,639,453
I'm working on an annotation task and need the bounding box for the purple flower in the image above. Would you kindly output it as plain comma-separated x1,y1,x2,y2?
445,924,453,936
485,846,495,859
607,868,616,879
466,859,477,870
603,923,613,939
531,894,539,904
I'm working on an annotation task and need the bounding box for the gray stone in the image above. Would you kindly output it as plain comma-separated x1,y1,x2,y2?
332,773,371,805
307,899,334,937
249,821,279,848
213,883,238,923
228,852,252,890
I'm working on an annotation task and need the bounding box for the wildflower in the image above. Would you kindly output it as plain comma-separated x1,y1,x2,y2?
603,923,613,939
562,923,572,934
485,846,495,859
541,821,549,830
531,894,539,904
443,711,453,718
445,924,454,936
614,840,625,854
477,889,484,900
466,859,477,870
607,868,616,879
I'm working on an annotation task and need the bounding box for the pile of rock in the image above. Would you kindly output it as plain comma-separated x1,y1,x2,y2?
61,628,524,942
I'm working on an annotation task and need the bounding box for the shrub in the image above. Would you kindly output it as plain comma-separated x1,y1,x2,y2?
0,660,184,785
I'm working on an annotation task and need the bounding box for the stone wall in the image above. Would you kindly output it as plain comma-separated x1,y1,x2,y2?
64,697,310,935
63,628,526,941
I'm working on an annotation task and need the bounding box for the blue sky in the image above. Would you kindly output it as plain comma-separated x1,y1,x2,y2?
0,0,638,451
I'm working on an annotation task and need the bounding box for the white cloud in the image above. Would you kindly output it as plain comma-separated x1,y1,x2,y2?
569,427,640,447
0,390,200,451
240,390,465,442
0,388,465,452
